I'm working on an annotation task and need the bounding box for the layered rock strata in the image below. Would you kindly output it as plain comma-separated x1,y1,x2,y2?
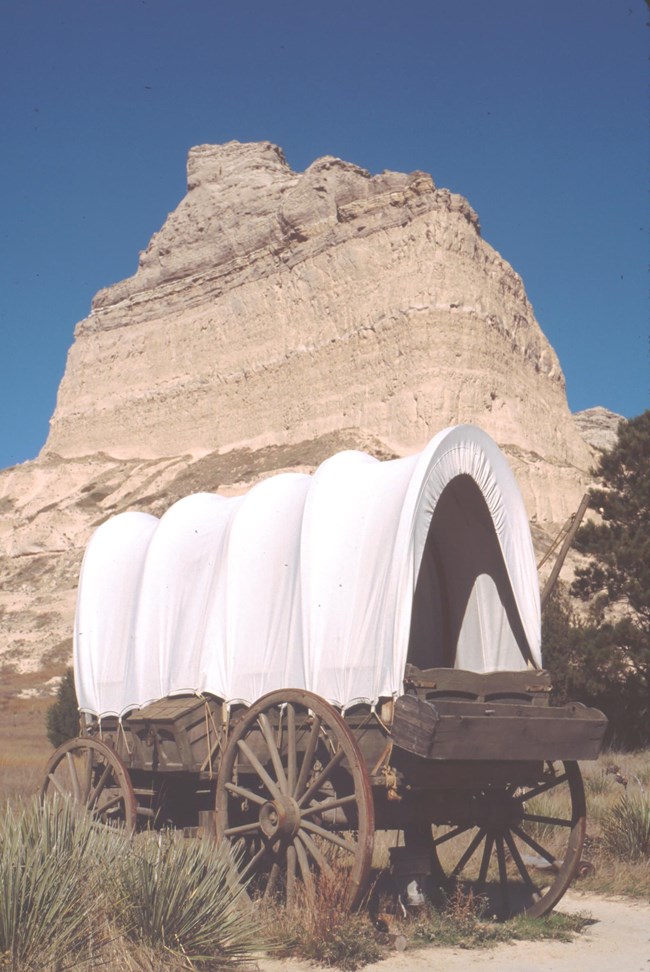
45,141,591,523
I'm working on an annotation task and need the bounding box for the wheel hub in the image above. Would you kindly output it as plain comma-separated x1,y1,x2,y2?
259,796,301,840
476,790,524,830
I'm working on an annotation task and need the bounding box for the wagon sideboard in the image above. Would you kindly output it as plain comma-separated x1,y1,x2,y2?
390,668,606,763
94,667,606,780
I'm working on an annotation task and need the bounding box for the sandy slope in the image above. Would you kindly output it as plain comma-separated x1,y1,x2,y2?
257,892,650,972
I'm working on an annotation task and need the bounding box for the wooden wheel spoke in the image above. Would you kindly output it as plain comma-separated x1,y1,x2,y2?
300,793,357,818
287,704,297,796
427,762,585,920
216,690,374,911
503,828,541,893
496,834,510,917
511,825,558,867
297,830,333,876
522,812,573,828
477,831,494,887
301,818,357,853
88,763,112,808
298,748,346,809
225,781,267,806
433,824,472,847
42,738,136,835
263,862,281,900
46,772,69,799
224,821,262,837
294,837,315,894
518,773,569,803
81,751,93,802
65,752,81,804
286,844,297,904
293,715,322,800
237,738,283,801
93,793,123,815
240,843,271,884
451,827,486,877
257,712,289,794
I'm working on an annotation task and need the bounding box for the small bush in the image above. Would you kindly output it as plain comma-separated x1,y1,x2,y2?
112,832,266,969
45,668,79,748
271,865,384,970
602,791,650,862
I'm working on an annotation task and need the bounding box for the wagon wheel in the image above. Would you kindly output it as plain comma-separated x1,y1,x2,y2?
216,689,375,908
41,736,137,834
429,761,586,919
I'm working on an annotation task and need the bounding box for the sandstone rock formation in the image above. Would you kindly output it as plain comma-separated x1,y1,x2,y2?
46,141,591,522
574,407,625,452
1,142,597,682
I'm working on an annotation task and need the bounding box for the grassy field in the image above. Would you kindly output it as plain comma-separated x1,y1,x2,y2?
0,689,51,804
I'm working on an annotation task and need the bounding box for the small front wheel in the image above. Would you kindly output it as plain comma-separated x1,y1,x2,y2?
41,736,137,834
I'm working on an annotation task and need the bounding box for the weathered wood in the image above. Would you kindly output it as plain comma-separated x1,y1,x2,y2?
403,666,552,705
391,695,439,758
98,695,225,773
391,694,607,761
540,493,590,608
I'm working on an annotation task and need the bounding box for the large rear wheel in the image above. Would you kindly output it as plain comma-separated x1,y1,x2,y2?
216,690,375,908
429,761,586,918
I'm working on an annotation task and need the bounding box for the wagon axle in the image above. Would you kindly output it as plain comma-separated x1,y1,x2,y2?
259,797,302,840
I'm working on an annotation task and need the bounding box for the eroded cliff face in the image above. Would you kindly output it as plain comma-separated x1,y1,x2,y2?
44,142,591,522
2,142,595,681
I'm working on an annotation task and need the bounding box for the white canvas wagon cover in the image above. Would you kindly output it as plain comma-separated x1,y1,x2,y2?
74,426,541,718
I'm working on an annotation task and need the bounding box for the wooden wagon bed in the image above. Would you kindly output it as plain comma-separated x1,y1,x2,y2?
391,668,606,763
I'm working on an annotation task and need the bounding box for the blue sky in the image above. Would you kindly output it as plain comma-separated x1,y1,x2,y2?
1,0,647,469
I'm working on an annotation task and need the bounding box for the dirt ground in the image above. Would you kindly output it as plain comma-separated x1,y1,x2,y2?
257,892,650,972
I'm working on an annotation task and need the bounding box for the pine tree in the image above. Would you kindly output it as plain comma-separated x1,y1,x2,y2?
572,410,650,623
46,667,80,748
562,410,650,747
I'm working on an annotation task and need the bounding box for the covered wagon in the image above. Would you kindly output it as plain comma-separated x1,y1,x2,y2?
42,425,606,917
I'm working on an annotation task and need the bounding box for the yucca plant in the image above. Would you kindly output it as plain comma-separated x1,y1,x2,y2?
112,832,266,969
0,795,124,971
602,790,650,862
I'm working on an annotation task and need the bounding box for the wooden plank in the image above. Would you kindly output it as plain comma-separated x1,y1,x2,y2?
119,696,226,772
126,696,204,724
391,695,439,758
403,666,552,704
428,713,606,761
430,699,602,721
391,694,607,762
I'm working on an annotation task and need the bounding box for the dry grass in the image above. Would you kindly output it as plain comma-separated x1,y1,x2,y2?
262,861,385,970
262,858,592,970
577,751,650,897
0,689,52,805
